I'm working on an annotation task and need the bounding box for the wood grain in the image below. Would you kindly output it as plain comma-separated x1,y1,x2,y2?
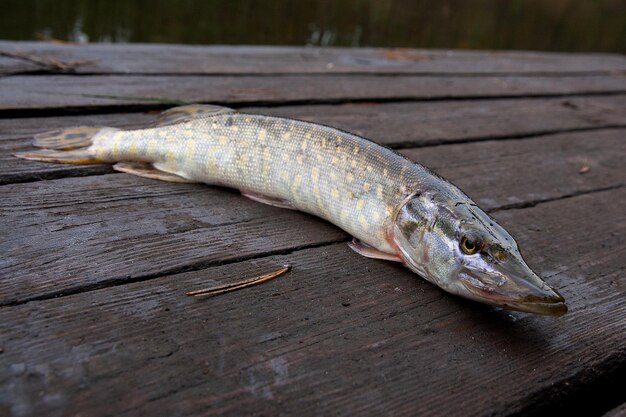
604,403,626,417
1,41,625,75
1,41,625,417
0,188,623,417
1,74,624,110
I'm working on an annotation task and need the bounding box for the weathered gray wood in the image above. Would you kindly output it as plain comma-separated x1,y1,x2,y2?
1,41,625,75
1,128,623,305
0,175,347,305
1,73,625,110
604,403,626,417
0,113,156,184
402,128,626,210
249,95,626,148
2,42,625,417
1,96,625,184
0,188,623,417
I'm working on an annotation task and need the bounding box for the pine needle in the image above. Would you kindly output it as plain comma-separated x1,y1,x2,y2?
186,264,291,297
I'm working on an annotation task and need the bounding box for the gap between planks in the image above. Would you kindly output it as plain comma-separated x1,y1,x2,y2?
1,91,626,120
5,70,626,78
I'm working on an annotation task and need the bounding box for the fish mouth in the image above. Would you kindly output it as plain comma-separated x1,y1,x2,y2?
458,270,567,316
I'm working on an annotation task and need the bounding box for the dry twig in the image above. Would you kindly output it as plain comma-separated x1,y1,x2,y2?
0,49,95,72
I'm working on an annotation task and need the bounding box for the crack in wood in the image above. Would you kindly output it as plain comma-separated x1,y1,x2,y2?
1,90,626,120
488,184,625,212
6,70,626,78
0,236,352,308
388,125,626,150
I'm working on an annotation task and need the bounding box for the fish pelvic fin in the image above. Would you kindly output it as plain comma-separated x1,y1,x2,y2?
14,126,108,164
114,162,199,183
348,238,403,262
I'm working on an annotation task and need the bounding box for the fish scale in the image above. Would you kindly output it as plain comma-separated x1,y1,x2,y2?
92,113,450,254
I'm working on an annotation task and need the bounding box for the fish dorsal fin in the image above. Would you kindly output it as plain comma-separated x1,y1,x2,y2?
156,104,237,127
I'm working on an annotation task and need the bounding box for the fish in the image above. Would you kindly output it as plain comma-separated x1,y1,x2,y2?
14,104,567,316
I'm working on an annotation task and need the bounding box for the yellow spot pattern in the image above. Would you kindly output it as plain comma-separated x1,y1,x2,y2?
147,139,157,155
311,167,320,183
185,140,196,160
291,174,302,198
127,142,138,156
358,215,369,231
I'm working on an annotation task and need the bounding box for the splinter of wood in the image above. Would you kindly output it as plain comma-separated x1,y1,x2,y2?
186,265,292,297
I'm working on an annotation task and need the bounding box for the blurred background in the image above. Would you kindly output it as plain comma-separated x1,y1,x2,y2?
1,0,624,52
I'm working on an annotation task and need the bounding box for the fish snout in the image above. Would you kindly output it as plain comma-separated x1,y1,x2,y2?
459,266,567,316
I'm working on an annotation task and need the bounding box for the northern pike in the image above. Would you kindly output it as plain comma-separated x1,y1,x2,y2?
15,104,567,316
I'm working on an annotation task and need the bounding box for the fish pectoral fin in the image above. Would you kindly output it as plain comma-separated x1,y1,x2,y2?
240,190,296,210
113,162,199,183
155,104,236,126
348,238,402,262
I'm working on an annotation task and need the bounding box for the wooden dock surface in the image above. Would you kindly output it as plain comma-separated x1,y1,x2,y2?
0,41,625,417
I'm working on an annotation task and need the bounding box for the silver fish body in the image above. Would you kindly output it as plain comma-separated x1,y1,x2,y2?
16,105,567,316
92,114,445,254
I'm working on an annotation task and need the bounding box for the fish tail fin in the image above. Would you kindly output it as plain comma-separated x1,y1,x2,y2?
14,126,108,164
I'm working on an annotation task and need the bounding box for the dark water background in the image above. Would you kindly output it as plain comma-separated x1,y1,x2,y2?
1,0,625,52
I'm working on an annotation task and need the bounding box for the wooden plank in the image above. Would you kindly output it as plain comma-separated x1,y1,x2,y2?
402,128,626,211
604,403,626,417
0,56,34,75
250,95,626,148
0,113,156,184
1,128,623,304
0,176,348,306
1,41,625,75
1,74,625,110
0,187,623,417
1,96,625,184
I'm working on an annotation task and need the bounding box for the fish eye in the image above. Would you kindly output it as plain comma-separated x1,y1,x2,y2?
460,237,480,255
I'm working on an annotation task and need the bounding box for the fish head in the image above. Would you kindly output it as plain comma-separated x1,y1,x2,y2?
391,192,567,316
